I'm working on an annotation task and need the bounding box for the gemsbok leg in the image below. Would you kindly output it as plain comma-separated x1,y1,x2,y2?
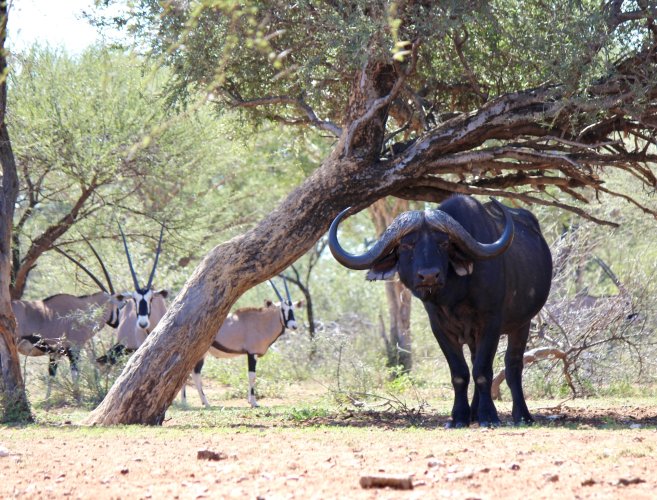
180,358,211,408
247,353,258,407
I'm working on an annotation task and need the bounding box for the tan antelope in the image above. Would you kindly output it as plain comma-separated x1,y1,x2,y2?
12,242,126,396
182,278,303,408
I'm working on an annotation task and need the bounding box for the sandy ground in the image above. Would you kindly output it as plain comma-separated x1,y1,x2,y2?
1,395,656,499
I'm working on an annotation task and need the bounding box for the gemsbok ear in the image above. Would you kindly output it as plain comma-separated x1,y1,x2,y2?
265,299,273,307
295,300,304,309
156,289,169,298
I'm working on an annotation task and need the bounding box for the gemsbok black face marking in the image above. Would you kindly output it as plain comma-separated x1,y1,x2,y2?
118,222,165,332
268,277,298,330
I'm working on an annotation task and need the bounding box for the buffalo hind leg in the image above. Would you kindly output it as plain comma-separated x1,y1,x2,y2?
505,321,534,425
247,353,258,408
467,342,481,423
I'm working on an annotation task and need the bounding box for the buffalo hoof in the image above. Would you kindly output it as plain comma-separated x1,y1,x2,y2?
513,418,535,427
478,419,501,428
445,420,469,429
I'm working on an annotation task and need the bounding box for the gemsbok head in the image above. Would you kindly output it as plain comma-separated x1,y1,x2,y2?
117,222,169,332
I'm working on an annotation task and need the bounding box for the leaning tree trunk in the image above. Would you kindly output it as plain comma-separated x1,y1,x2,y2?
85,61,399,425
0,3,32,422
369,198,413,373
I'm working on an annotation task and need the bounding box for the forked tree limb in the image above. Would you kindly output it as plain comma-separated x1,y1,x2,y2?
491,348,576,400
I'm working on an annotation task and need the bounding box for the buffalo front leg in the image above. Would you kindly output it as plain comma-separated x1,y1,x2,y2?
471,321,502,427
247,353,258,408
505,322,534,425
425,304,470,427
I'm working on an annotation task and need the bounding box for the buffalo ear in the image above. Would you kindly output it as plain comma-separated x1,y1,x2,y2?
449,246,474,276
366,253,398,281
450,258,473,276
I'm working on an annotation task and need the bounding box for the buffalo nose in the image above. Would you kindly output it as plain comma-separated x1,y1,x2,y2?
417,269,441,286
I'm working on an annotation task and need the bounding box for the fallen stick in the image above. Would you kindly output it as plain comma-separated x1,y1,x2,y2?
360,474,414,490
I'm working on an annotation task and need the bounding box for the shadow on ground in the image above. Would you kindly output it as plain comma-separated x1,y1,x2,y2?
170,403,657,430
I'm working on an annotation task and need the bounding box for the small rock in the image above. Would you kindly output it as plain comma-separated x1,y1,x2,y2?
120,468,129,475
616,477,646,486
581,478,596,486
0,446,10,458
360,474,414,490
508,463,520,471
197,449,227,461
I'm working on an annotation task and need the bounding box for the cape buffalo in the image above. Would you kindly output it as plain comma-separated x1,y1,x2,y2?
329,195,552,427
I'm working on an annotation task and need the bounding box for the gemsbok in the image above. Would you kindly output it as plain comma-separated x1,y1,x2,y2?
182,278,303,408
12,240,126,397
96,223,168,365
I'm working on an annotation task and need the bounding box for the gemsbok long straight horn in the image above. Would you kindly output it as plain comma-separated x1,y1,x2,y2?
117,221,167,331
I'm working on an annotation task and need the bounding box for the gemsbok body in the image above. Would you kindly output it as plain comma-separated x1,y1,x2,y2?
13,238,125,396
182,278,303,408
12,291,125,396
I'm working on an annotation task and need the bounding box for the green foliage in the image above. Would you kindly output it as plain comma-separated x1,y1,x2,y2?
97,0,652,124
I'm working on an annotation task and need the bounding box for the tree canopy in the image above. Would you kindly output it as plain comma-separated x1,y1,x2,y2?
100,0,657,222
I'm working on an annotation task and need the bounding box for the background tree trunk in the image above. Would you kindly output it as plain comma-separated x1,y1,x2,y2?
369,198,413,373
0,4,32,422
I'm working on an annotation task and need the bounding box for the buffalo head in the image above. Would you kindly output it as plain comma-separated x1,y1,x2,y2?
328,198,514,300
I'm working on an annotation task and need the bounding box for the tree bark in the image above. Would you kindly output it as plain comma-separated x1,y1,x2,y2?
0,3,32,422
369,198,413,373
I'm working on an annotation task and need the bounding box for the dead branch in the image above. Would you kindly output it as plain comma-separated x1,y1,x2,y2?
492,347,575,400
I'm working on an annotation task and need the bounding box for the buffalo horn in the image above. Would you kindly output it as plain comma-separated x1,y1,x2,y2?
328,207,425,270
425,198,514,259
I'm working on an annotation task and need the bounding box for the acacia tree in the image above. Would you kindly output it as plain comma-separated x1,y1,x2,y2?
0,3,31,422
87,1,657,424
7,47,234,299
